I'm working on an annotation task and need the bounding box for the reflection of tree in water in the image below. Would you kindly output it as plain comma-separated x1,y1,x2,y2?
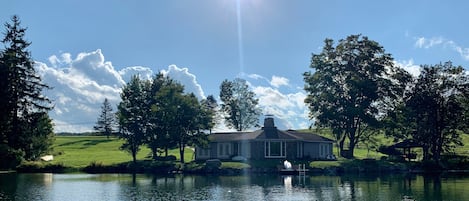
423,175,442,201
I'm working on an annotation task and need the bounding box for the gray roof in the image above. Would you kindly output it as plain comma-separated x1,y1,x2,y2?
209,128,334,143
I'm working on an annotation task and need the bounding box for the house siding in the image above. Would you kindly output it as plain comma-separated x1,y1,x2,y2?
250,141,265,160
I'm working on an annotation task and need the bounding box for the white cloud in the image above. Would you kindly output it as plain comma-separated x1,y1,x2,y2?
36,51,209,133
119,66,153,82
36,50,311,133
414,37,444,49
270,75,289,88
394,59,421,77
414,36,469,61
161,64,205,100
252,85,309,129
246,73,263,80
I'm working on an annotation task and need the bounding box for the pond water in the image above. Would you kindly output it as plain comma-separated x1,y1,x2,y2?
0,173,468,201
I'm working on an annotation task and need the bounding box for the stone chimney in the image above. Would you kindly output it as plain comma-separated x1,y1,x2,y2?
263,115,278,138
263,116,275,128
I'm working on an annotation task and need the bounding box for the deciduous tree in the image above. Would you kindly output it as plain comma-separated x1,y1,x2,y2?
303,34,411,158
117,75,148,163
404,62,468,162
220,78,261,131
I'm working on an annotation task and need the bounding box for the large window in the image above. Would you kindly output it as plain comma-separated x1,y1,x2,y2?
265,141,286,158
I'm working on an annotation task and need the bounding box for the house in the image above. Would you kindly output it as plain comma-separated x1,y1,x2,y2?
195,117,334,161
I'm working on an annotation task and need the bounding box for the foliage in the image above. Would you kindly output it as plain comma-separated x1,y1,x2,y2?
0,15,53,168
117,75,148,163
303,34,411,158
94,98,117,138
201,95,218,133
117,73,214,164
220,78,261,131
393,62,468,162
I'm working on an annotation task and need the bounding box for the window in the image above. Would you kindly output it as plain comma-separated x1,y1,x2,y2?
238,141,251,158
217,143,231,158
297,142,303,158
197,147,210,158
265,141,286,158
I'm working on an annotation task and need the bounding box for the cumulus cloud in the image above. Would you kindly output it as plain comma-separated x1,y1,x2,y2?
270,75,289,88
161,64,205,99
36,49,311,133
119,66,153,82
252,85,310,129
36,50,209,132
414,36,469,61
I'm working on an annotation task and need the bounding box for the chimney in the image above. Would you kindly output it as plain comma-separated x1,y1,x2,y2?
263,115,277,138
263,116,275,128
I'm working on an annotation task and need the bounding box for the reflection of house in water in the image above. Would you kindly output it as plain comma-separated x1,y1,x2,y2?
195,117,334,161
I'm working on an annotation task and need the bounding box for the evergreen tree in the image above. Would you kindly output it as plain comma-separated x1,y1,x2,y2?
94,98,116,139
0,15,53,167
220,78,261,131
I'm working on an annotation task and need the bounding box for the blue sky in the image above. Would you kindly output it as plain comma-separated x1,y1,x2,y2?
2,0,469,132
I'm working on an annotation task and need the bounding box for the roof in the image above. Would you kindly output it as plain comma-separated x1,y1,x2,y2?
209,128,334,143
390,139,422,148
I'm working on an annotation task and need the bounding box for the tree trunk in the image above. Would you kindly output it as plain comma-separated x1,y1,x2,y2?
151,146,158,160
338,133,346,157
179,142,185,164
132,148,137,164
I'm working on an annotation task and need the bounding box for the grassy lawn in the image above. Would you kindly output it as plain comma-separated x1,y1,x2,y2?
48,132,468,171
52,136,194,168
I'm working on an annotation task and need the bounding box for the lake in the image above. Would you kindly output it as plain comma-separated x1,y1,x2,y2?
0,173,468,201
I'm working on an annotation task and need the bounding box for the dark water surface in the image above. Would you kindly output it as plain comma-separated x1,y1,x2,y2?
0,173,468,201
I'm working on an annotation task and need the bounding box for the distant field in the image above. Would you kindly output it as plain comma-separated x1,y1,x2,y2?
52,136,194,168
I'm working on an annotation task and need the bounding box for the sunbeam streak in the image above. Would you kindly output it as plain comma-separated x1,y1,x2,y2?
236,0,244,75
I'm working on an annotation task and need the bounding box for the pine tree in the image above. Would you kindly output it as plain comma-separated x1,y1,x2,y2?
94,98,116,139
0,15,53,166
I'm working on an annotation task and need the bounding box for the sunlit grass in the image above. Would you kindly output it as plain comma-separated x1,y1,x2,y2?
52,136,193,168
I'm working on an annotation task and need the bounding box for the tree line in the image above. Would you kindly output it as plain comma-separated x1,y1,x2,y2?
304,34,468,163
94,75,262,164
1,16,467,169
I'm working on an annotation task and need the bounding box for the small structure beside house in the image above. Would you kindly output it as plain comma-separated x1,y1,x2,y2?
195,116,334,161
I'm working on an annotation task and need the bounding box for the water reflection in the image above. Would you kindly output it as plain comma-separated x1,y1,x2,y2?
0,173,468,201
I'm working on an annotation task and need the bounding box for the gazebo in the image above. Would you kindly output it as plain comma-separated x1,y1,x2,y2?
389,139,422,161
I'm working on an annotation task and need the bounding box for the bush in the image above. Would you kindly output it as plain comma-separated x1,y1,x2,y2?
0,145,24,170
16,161,66,173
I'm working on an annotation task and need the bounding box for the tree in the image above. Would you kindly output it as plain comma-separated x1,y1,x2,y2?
147,75,182,159
117,75,148,163
172,93,212,164
303,34,411,158
152,79,214,163
220,78,261,131
94,98,116,139
201,95,218,134
0,15,53,167
403,62,468,162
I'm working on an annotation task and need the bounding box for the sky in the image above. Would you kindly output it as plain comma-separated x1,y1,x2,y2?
2,0,469,133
